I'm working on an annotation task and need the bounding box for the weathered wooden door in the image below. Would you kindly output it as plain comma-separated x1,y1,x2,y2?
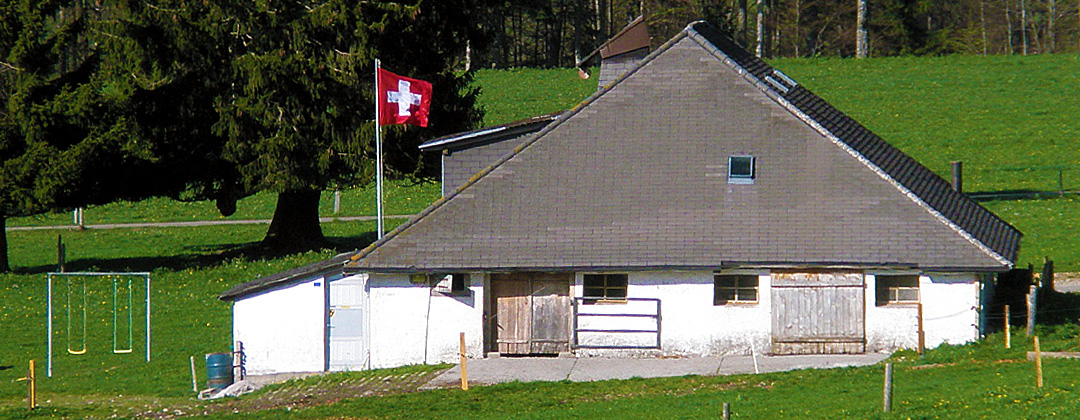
491,273,571,355
771,272,865,355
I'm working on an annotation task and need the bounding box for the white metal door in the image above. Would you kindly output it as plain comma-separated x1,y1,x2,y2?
329,277,367,371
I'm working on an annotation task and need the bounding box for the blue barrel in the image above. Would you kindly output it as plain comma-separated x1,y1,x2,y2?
205,353,233,391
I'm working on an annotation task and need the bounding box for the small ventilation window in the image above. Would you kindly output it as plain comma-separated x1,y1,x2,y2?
728,155,755,184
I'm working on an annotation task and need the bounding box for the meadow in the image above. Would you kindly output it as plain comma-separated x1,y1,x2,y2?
2,52,1080,418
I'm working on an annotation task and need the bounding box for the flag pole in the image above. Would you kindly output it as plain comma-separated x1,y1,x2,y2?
374,58,384,240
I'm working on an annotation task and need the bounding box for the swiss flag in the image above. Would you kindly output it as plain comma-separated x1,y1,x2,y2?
377,68,432,127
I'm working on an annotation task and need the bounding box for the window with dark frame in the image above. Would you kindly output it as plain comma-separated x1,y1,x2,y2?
875,275,919,306
728,155,755,184
583,274,628,302
433,273,469,295
714,274,758,304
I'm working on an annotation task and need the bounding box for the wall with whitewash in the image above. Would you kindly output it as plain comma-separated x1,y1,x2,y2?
865,273,981,352
573,271,771,357
232,269,986,375
232,277,326,375
366,273,485,369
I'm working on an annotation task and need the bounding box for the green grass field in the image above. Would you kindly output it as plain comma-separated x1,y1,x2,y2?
3,52,1080,418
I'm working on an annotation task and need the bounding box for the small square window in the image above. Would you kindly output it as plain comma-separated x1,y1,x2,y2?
433,273,469,295
728,155,755,184
583,274,628,303
875,275,919,306
714,274,758,304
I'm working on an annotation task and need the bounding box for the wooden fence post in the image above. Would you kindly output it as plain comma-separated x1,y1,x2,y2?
1027,285,1038,336
28,360,36,410
883,363,893,413
917,303,925,355
459,332,469,391
722,402,730,420
1041,257,1054,292
1004,305,1011,349
190,356,199,393
1034,336,1043,388
951,161,963,193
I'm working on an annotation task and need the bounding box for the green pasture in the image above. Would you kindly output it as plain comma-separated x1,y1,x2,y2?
3,52,1080,418
8,179,440,228
773,53,1080,195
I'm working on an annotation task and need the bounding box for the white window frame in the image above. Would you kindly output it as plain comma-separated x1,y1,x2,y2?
728,155,755,184
874,274,920,306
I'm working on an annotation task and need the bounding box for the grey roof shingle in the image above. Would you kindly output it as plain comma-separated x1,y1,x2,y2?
686,22,1019,263
220,22,1021,300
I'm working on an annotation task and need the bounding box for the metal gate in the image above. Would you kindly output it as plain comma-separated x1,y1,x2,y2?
771,272,865,355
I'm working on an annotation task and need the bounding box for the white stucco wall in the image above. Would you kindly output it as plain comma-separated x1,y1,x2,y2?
232,268,987,374
367,273,485,369
233,276,326,375
921,273,981,347
573,271,771,357
865,273,981,352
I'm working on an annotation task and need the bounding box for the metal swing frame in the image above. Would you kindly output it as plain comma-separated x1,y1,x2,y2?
46,272,151,377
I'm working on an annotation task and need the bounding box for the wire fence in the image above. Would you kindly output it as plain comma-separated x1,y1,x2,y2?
965,164,1080,200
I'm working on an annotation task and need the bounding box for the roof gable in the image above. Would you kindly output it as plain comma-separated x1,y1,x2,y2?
348,23,1019,273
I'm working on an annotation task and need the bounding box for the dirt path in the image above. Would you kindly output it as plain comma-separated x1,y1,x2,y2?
7,215,414,231
194,369,447,416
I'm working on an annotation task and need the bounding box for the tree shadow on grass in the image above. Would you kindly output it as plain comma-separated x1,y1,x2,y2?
13,230,381,275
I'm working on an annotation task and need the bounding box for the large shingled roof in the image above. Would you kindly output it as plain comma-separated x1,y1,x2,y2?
686,22,1020,264
222,22,1020,301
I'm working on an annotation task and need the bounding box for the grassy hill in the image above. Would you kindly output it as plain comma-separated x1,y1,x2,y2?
2,53,1079,418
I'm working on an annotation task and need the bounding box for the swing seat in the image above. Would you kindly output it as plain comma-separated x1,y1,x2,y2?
67,349,87,355
113,349,133,354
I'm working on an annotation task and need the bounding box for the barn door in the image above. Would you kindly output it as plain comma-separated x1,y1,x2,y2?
491,273,571,355
328,277,367,370
771,272,865,355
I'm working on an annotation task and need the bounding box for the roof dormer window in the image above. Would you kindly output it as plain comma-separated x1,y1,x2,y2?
728,155,755,184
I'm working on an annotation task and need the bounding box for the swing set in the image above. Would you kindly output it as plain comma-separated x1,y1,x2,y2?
46,272,151,377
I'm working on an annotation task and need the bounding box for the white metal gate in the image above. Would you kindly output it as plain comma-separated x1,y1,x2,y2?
328,277,367,370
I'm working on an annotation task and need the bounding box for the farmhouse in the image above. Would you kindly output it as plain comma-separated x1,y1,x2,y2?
220,21,1021,375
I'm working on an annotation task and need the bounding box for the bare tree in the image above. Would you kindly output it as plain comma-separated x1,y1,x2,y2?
1021,0,1029,54
1006,0,1014,53
1047,0,1056,52
980,0,988,54
856,0,867,57
756,0,765,56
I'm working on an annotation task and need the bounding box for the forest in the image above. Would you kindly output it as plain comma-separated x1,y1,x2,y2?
473,0,1080,68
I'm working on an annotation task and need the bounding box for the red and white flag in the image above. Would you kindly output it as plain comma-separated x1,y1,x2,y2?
377,68,432,127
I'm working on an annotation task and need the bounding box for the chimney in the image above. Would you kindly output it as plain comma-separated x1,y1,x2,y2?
577,16,650,90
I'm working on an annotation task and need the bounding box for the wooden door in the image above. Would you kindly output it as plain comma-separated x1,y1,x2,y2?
771,272,865,355
491,273,571,355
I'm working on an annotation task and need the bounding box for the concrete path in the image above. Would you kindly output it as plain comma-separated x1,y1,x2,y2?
422,353,890,389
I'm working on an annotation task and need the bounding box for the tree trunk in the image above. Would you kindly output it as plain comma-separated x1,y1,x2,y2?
0,213,8,273
756,0,765,57
856,0,868,57
262,189,327,251
794,0,801,56
980,0,988,54
1005,1,1014,54
1048,0,1055,52
1021,0,1028,54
